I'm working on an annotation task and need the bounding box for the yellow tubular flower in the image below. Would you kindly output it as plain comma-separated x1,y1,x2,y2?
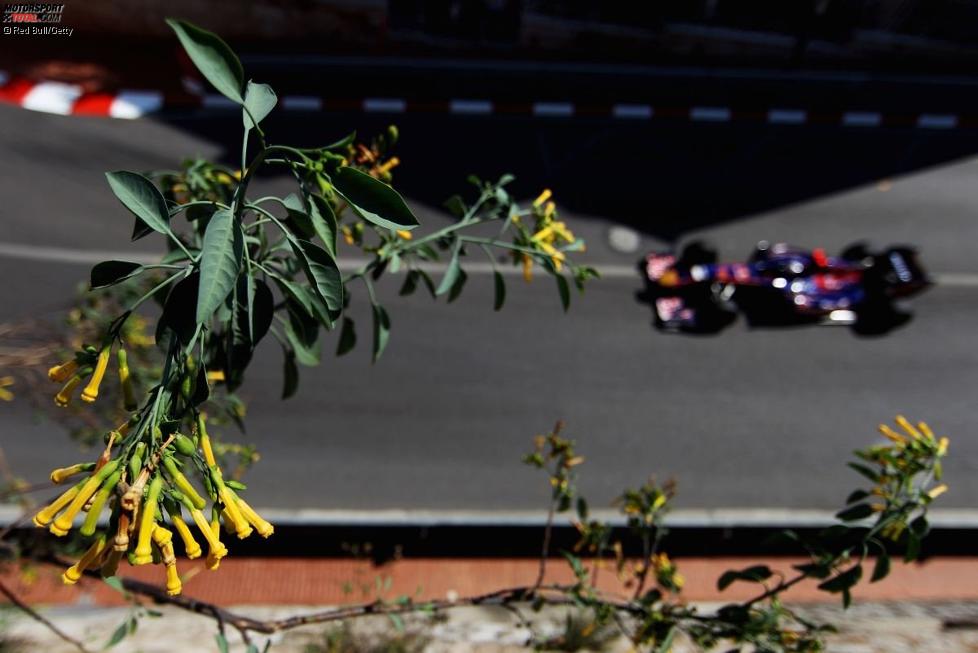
80,469,123,537
928,484,949,499
80,347,111,403
673,572,686,590
54,375,84,407
50,460,121,537
531,225,554,243
152,525,173,549
0,377,13,402
522,254,533,282
937,437,949,456
189,509,227,561
48,359,79,383
117,349,137,411
198,415,216,467
169,513,202,559
50,462,95,484
33,483,83,528
895,415,922,439
544,201,556,219
551,221,575,243
62,534,107,585
878,424,906,445
164,558,182,596
342,225,355,245
216,481,252,539
163,457,206,509
132,475,163,565
220,508,236,535
532,189,552,208
539,242,565,272
395,229,413,241
233,495,274,538
378,156,401,174
918,421,935,440
206,514,224,570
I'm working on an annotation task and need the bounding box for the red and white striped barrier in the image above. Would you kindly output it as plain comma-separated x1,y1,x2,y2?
0,70,967,129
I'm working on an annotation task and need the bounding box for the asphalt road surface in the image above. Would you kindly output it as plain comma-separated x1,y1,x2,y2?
2,99,978,517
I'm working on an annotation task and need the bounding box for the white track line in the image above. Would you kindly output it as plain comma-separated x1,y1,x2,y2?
0,241,974,285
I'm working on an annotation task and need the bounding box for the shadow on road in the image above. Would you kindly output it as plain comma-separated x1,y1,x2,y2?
157,110,978,243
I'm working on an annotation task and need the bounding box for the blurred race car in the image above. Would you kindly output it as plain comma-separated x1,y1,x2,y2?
641,241,930,333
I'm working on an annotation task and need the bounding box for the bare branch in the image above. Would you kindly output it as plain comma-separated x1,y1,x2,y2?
0,578,94,653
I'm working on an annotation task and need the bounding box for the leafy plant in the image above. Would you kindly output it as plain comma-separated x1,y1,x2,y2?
31,18,591,596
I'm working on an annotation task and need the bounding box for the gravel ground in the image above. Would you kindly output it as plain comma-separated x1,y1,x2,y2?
5,601,978,652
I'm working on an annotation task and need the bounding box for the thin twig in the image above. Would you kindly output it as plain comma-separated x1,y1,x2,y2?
0,578,94,653
533,500,556,590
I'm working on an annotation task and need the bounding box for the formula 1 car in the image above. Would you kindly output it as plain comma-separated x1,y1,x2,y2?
641,241,930,334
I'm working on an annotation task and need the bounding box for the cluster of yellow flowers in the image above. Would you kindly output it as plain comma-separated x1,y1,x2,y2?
38,349,273,595
871,416,949,540
48,346,134,409
515,189,579,282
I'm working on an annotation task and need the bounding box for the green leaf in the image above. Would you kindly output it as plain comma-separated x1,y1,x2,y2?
870,551,890,582
371,304,391,363
556,273,570,312
284,305,321,366
911,515,929,536
654,626,676,653
443,194,467,219
448,268,467,303
91,260,143,289
166,19,244,103
105,171,171,241
793,562,832,579
399,270,419,296
493,270,506,311
289,239,343,318
717,565,773,590
846,489,870,504
436,245,462,296
106,621,129,648
848,462,881,483
331,166,419,231
235,276,274,346
836,503,874,522
307,193,339,257
196,209,243,324
817,564,862,593
190,363,210,407
103,576,125,594
215,632,230,653
160,274,199,344
243,80,276,129
281,347,299,399
336,317,356,356
282,193,337,257
576,497,588,520
417,270,437,297
904,532,921,561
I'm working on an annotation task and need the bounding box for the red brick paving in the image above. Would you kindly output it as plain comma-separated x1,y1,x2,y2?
5,557,978,608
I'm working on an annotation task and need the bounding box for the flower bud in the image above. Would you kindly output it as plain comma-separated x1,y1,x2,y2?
62,534,107,585
81,347,111,403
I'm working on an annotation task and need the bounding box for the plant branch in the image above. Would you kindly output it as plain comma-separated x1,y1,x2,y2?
0,578,94,653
